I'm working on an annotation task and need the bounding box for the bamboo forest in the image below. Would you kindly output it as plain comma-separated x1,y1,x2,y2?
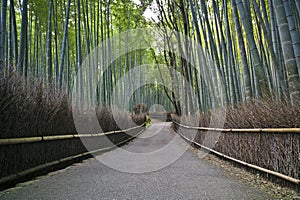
1,0,300,110
0,0,300,197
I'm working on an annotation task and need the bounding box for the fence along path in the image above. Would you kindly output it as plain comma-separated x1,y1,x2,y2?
0,122,271,199
173,120,300,185
0,123,145,188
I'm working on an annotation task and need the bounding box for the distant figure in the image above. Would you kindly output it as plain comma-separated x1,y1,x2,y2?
146,112,151,127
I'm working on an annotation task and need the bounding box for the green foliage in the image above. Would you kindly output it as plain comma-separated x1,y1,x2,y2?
3,0,300,114
146,114,152,127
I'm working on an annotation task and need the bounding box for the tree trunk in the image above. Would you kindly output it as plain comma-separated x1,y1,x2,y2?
283,0,300,76
273,0,300,104
17,0,28,74
0,0,7,73
231,0,252,102
10,0,17,67
235,0,269,97
59,0,71,87
46,0,53,83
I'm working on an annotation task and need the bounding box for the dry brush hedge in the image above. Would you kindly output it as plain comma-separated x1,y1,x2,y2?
0,74,146,179
172,100,300,181
214,131,299,180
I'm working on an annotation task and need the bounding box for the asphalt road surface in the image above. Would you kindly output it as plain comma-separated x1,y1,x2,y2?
0,122,271,199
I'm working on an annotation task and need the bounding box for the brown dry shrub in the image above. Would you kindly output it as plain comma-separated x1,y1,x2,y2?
0,73,146,182
0,73,146,138
0,74,75,138
96,107,146,132
172,98,300,129
224,99,300,128
171,98,300,181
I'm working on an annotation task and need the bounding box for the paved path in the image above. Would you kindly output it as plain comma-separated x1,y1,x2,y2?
0,122,270,199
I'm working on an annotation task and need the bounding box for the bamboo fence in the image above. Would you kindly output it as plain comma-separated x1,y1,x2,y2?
0,123,145,188
173,120,300,185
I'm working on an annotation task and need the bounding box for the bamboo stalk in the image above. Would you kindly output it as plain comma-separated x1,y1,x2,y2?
0,137,42,145
0,123,145,146
173,121,300,134
42,135,74,141
175,126,300,185
0,174,17,185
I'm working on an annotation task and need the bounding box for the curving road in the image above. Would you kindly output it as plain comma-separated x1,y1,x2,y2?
0,122,270,199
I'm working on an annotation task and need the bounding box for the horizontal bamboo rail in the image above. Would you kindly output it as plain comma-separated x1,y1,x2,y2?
173,121,300,185
0,128,145,186
173,121,300,134
0,123,146,146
